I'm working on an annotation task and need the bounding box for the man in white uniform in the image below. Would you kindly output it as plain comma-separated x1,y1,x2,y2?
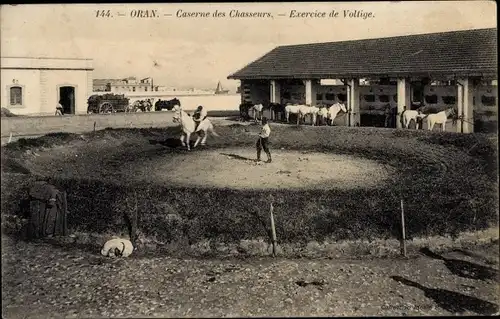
55,100,64,116
193,105,208,130
256,117,272,163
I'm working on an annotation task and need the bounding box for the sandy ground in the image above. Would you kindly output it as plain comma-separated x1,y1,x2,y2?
133,148,394,190
2,235,499,318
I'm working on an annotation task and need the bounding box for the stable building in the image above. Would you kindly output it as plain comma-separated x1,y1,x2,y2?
228,28,498,133
1,57,94,116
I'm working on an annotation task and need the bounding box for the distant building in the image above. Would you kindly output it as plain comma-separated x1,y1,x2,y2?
1,56,93,115
93,76,161,93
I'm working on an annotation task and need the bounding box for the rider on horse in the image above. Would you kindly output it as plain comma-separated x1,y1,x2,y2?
193,105,207,130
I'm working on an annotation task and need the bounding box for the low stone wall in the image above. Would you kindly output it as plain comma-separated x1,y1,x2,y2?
1,112,177,137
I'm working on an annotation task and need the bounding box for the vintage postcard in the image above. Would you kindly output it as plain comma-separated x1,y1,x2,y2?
1,1,498,318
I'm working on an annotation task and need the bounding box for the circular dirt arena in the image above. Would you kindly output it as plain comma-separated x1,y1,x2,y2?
135,148,396,190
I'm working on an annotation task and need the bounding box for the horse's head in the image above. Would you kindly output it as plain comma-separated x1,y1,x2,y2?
449,107,457,117
172,105,182,122
340,103,347,113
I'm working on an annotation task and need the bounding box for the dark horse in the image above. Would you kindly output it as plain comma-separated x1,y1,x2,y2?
155,98,181,111
239,102,286,122
239,102,253,121
268,102,286,122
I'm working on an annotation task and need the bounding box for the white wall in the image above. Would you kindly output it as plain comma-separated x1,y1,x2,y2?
129,94,241,111
1,69,41,115
44,69,90,114
1,57,93,116
1,68,90,115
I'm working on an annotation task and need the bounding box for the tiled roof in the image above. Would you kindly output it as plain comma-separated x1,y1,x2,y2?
228,28,497,80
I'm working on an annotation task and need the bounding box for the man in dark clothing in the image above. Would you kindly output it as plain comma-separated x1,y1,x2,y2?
256,117,272,163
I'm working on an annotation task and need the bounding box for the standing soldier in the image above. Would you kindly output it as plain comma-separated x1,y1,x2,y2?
256,117,272,163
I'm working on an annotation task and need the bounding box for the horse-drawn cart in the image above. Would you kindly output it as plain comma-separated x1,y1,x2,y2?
87,94,130,114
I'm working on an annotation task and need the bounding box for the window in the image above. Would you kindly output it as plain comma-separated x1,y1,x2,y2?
442,96,456,105
155,87,158,92
481,96,497,107
10,86,22,105
337,93,347,102
378,95,390,103
364,95,376,102
316,93,323,100
424,95,438,104
283,92,291,99
132,87,136,92
325,93,336,100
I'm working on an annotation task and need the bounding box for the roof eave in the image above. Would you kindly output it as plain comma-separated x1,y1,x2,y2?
228,70,498,80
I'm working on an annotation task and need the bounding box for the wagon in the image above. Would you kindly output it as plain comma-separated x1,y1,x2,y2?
87,94,130,114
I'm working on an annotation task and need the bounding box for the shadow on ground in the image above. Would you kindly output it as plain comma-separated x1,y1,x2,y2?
1,158,32,174
452,248,499,265
149,138,197,149
420,247,499,281
220,153,254,161
391,276,499,315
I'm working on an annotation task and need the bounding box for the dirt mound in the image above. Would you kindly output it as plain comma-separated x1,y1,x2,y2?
139,149,394,190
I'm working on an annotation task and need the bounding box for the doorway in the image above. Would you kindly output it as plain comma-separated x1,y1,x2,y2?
59,86,75,114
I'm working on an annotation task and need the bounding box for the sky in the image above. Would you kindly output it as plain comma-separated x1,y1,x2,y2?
0,1,497,91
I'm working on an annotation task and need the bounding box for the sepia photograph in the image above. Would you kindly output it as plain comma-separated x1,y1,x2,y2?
1,1,498,317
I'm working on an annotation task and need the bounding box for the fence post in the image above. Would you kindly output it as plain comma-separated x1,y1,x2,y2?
93,121,96,133
400,199,407,257
270,202,277,257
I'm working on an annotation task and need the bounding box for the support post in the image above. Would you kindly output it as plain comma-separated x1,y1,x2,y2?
462,77,474,133
304,79,317,106
270,80,281,104
348,78,360,127
397,78,410,129
456,81,464,133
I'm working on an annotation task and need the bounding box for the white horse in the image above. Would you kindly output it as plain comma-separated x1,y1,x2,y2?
401,109,427,129
317,106,329,125
172,105,219,150
285,104,302,125
299,105,320,126
250,104,264,122
328,102,347,126
424,107,456,132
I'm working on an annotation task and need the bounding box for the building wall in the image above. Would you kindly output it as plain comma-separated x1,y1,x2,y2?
44,69,90,114
87,71,94,99
111,84,156,93
1,57,93,116
1,69,42,115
